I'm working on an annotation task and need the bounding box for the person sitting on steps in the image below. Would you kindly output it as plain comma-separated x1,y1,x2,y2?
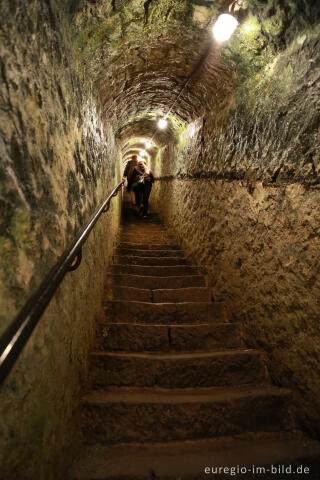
129,158,154,218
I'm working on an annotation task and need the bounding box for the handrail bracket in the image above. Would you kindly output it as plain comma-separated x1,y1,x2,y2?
68,248,83,272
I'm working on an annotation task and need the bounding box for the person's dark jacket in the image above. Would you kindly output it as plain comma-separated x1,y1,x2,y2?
124,160,138,192
129,166,154,190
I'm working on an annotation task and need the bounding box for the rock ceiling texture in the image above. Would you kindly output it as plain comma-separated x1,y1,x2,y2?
73,0,236,137
71,0,320,160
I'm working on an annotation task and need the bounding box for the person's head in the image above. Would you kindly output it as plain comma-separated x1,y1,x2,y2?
137,158,149,172
131,154,138,163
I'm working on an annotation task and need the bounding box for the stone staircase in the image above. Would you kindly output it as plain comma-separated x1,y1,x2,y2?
69,210,320,479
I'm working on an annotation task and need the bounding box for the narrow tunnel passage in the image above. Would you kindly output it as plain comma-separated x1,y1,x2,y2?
0,0,319,479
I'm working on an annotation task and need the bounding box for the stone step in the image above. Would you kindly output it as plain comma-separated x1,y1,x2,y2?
90,349,265,388
153,287,212,303
112,265,198,276
119,242,180,250
120,232,169,238
121,227,166,231
121,222,166,227
104,301,227,324
108,286,212,303
119,241,176,248
81,386,291,444
113,255,187,266
108,286,152,302
121,218,163,224
117,248,185,257
122,218,163,225
70,433,320,480
121,219,163,225
120,231,173,236
120,236,176,244
109,274,206,290
97,322,243,352
120,227,169,233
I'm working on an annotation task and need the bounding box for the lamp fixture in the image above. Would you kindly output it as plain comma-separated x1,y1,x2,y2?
158,118,168,130
212,13,239,42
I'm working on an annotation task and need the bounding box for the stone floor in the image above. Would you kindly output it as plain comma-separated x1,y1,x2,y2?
69,207,320,479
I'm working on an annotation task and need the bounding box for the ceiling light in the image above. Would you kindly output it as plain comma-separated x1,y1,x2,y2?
158,118,168,129
212,14,239,42
145,141,152,149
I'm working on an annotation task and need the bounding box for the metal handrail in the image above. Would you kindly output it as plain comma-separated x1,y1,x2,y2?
0,180,124,386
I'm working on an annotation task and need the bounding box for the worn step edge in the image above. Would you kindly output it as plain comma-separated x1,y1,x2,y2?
97,322,242,351
120,227,169,231
90,349,264,387
108,275,206,289
105,300,223,308
104,300,228,324
90,349,257,361
152,287,212,302
82,385,290,405
106,286,212,303
106,286,152,302
100,321,240,328
119,241,177,246
119,233,171,238
112,265,199,276
113,256,187,266
120,235,175,240
70,433,320,480
119,243,180,250
116,249,185,257
80,388,291,445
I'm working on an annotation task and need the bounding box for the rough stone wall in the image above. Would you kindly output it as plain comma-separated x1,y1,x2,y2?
153,24,320,437
0,1,121,478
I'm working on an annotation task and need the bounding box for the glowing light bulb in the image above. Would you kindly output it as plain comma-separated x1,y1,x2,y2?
140,150,147,157
145,141,152,149
158,118,168,129
212,14,239,42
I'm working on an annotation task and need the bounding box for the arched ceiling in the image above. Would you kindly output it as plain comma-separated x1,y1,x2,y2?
97,33,235,128
73,0,238,138
72,0,320,146
117,116,176,147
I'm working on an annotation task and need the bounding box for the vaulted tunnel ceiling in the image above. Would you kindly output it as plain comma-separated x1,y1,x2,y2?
71,0,320,154
117,116,176,146
73,0,238,138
